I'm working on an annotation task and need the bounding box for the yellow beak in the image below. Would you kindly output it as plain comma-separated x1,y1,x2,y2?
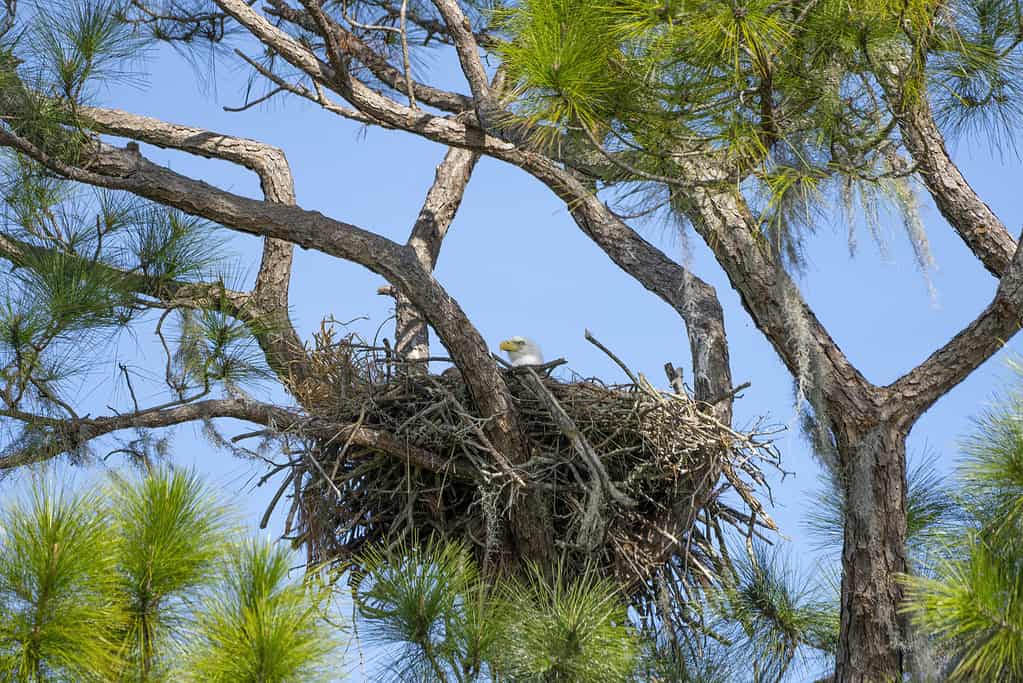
499,340,517,352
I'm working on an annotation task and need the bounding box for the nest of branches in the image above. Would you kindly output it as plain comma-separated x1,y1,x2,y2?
269,324,780,595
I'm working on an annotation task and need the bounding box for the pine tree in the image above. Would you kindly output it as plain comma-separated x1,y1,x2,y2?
0,1,1020,679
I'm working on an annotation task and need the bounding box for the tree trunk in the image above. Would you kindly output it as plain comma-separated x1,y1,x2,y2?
833,422,910,682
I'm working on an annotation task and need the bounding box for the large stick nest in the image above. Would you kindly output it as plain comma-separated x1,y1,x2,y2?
272,324,780,593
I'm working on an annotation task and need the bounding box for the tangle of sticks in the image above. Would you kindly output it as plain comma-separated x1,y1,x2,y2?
262,322,781,601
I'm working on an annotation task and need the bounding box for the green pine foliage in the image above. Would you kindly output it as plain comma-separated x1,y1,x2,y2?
175,306,272,395
0,468,340,682
0,153,264,459
182,539,340,683
0,0,260,438
494,0,639,140
25,0,147,103
6,2,1023,680
495,0,1023,264
723,544,838,680
903,535,1023,680
109,469,233,681
496,564,639,681
0,1,145,164
355,537,493,680
958,388,1023,539
929,0,1023,151
0,481,123,682
354,538,640,682
901,383,1023,680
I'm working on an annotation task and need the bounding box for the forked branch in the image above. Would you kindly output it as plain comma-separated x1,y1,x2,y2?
82,105,309,383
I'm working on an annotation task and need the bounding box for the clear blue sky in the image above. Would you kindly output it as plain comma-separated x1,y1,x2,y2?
5,40,1022,681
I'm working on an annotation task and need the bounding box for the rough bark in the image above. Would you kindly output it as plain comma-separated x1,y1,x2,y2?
429,0,503,129
395,147,480,363
833,422,910,683
180,0,749,575
873,63,1016,278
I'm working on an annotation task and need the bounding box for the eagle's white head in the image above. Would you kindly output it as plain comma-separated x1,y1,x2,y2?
499,336,544,367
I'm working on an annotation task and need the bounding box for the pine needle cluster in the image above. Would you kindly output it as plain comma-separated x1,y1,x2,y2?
0,468,340,682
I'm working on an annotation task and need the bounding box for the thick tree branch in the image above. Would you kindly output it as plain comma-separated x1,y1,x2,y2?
868,61,1023,426
14,7,738,438
0,397,476,478
521,153,736,419
406,147,479,271
82,106,294,201
238,0,1010,437
876,63,1017,277
395,146,480,362
899,107,1014,275
428,0,500,128
887,234,1023,425
215,1,869,433
683,179,878,418
0,122,531,485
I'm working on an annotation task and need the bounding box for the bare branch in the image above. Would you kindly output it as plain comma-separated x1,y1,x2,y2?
221,14,739,425
395,146,480,361
0,0,15,38
406,147,479,270
233,49,383,126
0,397,477,478
265,2,473,114
215,0,516,156
428,0,500,128
215,3,738,428
521,367,636,507
585,328,639,385
397,0,416,109
888,232,1023,425
82,105,309,384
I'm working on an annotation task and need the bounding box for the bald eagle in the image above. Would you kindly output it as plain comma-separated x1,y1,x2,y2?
499,337,544,366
